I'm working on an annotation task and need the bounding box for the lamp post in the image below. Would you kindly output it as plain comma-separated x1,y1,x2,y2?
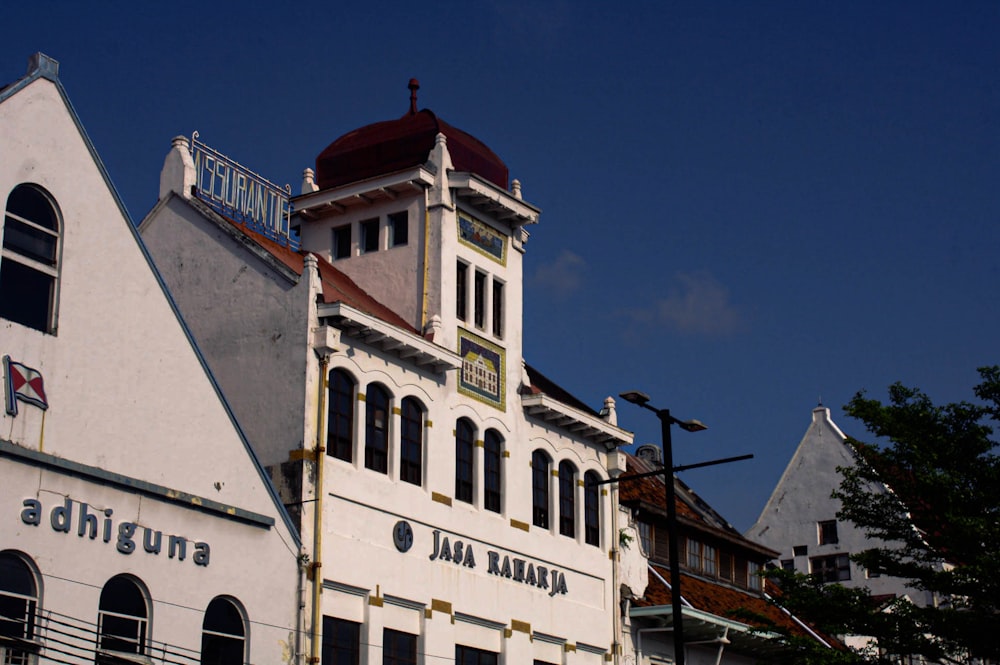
620,391,706,665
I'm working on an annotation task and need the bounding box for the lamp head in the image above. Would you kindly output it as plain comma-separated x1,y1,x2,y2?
677,419,708,433
619,390,650,406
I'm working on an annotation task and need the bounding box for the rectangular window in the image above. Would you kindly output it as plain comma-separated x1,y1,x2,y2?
818,520,839,545
637,521,651,555
780,558,795,571
748,561,762,591
383,629,416,665
718,550,734,581
456,262,468,321
491,279,504,338
734,557,748,588
810,554,851,583
653,527,670,563
388,211,408,247
703,543,717,576
333,226,351,260
322,617,360,665
456,645,497,665
361,218,379,253
686,539,702,571
473,270,486,328
793,545,808,557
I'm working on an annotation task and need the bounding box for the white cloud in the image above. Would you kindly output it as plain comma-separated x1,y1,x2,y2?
629,271,744,336
533,250,585,299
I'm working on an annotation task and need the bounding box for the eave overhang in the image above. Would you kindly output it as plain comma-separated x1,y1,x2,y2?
293,167,435,221
318,302,460,374
521,393,633,449
629,604,787,656
449,171,540,227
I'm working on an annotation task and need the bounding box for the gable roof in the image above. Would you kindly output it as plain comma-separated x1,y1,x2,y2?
0,53,301,548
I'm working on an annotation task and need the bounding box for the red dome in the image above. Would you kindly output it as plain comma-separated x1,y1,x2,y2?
315,106,509,191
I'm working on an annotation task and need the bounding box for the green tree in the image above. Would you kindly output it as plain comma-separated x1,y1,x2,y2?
764,367,1000,664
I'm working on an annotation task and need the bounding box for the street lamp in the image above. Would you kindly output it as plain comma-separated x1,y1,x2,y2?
620,390,706,665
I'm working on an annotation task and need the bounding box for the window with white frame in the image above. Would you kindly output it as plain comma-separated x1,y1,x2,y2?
1,184,61,333
96,575,149,663
321,616,360,665
200,597,246,665
584,471,601,547
811,553,851,583
0,551,39,665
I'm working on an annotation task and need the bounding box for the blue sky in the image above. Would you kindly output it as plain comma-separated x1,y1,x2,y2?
6,2,998,532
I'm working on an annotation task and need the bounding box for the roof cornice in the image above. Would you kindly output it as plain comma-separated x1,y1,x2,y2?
521,393,633,449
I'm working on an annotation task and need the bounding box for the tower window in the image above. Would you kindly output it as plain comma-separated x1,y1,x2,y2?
332,225,351,260
327,369,356,462
491,279,504,338
388,211,408,247
473,270,486,329
361,218,379,253
456,262,468,321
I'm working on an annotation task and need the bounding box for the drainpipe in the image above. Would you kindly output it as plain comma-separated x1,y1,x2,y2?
309,353,329,664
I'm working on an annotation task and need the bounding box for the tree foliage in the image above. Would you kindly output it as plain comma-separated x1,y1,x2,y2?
763,367,1000,664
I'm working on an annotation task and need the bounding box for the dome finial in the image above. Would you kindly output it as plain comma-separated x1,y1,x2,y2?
408,78,420,115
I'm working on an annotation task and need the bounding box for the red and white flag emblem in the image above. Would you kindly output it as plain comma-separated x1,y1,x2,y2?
4,355,48,416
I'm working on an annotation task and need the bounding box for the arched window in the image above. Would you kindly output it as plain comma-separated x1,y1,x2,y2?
0,551,39,665
558,461,577,537
399,397,424,486
327,369,356,462
455,419,475,503
97,575,149,659
531,450,551,529
201,597,247,665
364,384,389,473
0,184,61,333
483,430,503,513
584,471,601,547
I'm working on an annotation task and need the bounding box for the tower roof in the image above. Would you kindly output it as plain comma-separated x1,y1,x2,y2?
315,79,509,191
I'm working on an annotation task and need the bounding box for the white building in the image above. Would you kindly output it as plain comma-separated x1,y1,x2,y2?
139,80,633,665
0,54,302,665
747,406,933,605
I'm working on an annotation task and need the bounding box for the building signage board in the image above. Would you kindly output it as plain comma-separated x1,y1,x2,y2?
191,135,300,250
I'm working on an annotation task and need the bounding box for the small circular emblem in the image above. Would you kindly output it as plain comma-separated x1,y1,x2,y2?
393,520,413,552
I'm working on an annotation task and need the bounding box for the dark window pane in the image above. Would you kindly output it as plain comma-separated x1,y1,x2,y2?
328,369,355,462
455,419,474,503
473,271,486,328
383,629,416,665
333,226,351,259
389,212,408,247
484,431,502,513
365,385,389,473
0,242,55,332
456,262,467,321
361,218,379,253
400,398,423,485
491,280,503,337
558,461,576,537
322,617,360,665
584,471,600,546
532,450,550,528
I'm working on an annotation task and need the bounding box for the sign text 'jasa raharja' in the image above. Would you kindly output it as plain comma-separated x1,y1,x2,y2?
20,498,211,566
428,529,568,596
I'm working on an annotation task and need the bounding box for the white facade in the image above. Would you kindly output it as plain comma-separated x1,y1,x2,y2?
0,54,302,665
140,93,633,665
747,406,932,604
